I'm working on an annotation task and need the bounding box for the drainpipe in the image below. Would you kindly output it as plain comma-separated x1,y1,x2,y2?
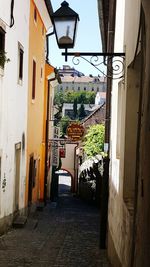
100,0,116,249
44,70,60,204
74,144,79,194
46,31,54,63
44,78,50,205
10,0,14,27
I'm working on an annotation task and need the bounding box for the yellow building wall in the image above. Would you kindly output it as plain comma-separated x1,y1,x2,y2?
25,0,49,206
39,63,55,201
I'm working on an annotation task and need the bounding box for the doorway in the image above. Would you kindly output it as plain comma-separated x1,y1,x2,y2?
28,155,34,206
14,143,21,212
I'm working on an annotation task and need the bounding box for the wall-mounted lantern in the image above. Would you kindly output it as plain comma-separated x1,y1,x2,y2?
51,1,79,50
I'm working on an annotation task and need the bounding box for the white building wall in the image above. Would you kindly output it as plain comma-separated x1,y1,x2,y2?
124,0,141,66
58,80,106,92
108,0,142,266
0,0,29,220
61,143,76,178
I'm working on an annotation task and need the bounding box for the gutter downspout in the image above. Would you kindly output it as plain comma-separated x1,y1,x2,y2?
44,72,60,204
46,31,54,63
44,78,50,205
74,144,79,193
100,0,116,249
10,0,14,27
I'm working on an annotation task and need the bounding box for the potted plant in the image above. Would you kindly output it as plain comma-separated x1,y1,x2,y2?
0,50,10,68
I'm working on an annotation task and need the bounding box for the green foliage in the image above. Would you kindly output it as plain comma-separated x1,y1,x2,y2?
0,50,10,68
53,90,96,126
54,91,64,107
86,91,95,104
54,90,96,105
83,124,105,157
73,98,78,119
78,102,86,119
59,115,70,135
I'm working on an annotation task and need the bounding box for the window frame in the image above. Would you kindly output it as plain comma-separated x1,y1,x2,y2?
0,26,6,70
18,42,24,85
32,59,36,100
34,6,37,25
0,27,5,52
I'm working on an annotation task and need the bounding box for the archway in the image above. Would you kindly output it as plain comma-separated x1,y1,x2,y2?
56,168,74,195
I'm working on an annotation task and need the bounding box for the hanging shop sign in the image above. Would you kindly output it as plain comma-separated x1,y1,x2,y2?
59,147,66,158
52,126,60,166
67,123,84,141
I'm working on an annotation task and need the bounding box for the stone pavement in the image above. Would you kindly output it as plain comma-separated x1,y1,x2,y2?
0,185,111,267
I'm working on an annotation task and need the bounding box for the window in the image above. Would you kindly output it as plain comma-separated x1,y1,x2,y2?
78,87,80,91
0,27,5,52
40,66,43,80
42,25,44,36
84,87,86,91
34,7,37,23
18,43,24,83
0,27,5,69
32,59,36,100
97,87,99,92
92,88,94,91
116,81,123,159
123,56,141,205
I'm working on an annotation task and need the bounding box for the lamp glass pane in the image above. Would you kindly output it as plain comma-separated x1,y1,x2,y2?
54,19,76,45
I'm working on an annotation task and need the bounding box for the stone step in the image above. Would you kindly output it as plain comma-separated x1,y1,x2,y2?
12,215,27,228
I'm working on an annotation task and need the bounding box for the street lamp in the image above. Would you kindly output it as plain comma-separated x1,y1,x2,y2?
51,1,79,61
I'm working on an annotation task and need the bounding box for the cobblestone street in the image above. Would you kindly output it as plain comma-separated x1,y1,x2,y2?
0,183,110,267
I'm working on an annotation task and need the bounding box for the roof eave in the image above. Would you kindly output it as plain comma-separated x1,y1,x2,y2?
44,0,53,18
97,0,109,52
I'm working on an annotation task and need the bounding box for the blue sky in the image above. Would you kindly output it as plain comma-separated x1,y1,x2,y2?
49,0,102,76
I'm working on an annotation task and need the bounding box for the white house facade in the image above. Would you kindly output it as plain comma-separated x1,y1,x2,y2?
105,0,149,266
0,0,29,231
57,65,106,93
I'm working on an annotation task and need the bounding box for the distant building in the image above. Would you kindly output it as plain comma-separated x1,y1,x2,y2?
81,103,106,130
58,65,84,77
95,92,106,105
57,65,106,93
62,103,95,119
62,91,106,120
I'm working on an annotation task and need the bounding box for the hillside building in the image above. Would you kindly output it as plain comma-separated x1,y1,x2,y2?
57,65,106,93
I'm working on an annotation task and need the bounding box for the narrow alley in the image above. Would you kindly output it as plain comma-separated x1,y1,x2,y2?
0,177,110,267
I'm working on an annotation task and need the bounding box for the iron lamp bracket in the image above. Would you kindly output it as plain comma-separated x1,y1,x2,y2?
62,50,125,80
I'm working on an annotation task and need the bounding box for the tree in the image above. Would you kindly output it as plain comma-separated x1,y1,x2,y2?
86,91,96,104
54,90,96,105
78,102,86,119
83,124,105,157
54,91,64,107
59,116,70,135
73,98,78,119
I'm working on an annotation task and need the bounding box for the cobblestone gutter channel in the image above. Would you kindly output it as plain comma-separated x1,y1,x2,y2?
0,192,111,267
